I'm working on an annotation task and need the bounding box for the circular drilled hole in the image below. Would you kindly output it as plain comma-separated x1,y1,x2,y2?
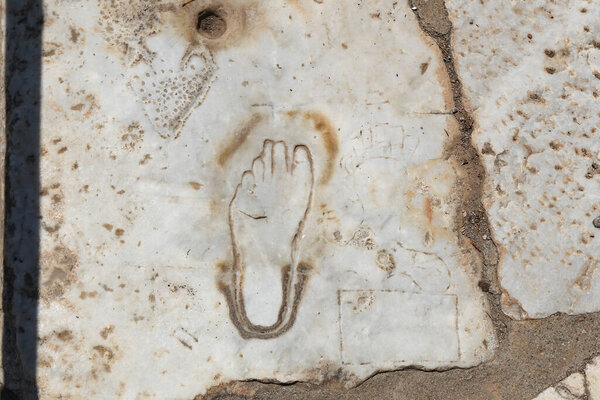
197,9,227,39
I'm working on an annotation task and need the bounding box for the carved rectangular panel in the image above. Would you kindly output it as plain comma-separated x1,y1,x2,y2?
339,290,459,365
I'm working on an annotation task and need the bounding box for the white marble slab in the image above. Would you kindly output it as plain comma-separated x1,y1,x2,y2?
22,0,494,397
447,0,600,318
587,357,600,399
534,373,586,400
533,356,600,400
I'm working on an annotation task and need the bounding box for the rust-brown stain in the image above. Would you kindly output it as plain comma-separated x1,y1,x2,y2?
92,345,115,372
70,26,80,43
80,290,98,299
424,197,433,224
500,286,530,318
56,330,73,342
303,111,339,184
100,325,115,339
189,181,203,190
139,154,152,165
217,113,263,166
284,0,307,16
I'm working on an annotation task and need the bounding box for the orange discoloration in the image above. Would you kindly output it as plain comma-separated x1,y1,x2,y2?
100,325,115,339
80,290,98,299
284,0,308,16
303,111,339,184
139,154,152,165
189,181,203,190
217,113,263,166
425,197,433,224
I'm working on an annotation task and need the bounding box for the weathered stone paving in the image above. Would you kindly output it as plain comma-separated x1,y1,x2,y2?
2,0,600,399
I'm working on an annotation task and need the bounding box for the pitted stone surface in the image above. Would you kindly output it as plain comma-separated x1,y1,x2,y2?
7,0,499,398
447,0,600,318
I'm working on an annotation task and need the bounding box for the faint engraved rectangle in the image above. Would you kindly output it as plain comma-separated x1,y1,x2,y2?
339,290,459,365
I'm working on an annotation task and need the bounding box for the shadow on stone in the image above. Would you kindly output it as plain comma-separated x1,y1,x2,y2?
2,0,43,398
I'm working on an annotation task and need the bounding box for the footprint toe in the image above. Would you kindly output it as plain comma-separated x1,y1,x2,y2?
251,157,265,181
292,145,313,180
293,145,310,166
240,170,255,190
272,141,290,174
261,140,274,177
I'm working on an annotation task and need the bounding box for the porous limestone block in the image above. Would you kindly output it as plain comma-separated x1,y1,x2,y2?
447,0,600,318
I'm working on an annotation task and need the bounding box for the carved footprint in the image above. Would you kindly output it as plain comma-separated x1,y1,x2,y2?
221,140,314,339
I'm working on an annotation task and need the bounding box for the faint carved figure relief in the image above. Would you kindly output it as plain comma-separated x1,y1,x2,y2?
127,44,215,138
98,0,222,138
336,224,451,294
219,140,314,339
338,290,460,365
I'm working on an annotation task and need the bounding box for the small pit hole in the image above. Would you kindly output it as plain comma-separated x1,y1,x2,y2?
197,9,227,39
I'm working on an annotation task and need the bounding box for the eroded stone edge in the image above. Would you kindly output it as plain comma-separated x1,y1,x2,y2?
408,0,507,336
